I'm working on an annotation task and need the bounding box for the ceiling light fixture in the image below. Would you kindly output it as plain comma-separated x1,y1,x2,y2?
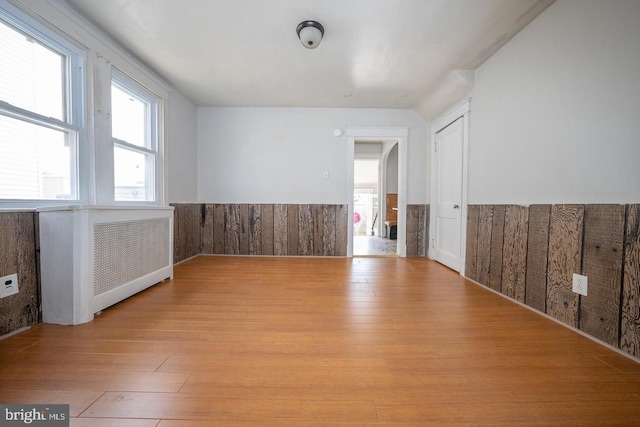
296,20,324,49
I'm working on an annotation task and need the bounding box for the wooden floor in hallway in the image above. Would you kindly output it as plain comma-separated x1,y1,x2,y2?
1,256,639,426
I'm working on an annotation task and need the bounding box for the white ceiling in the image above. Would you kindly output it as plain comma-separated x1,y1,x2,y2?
64,0,554,119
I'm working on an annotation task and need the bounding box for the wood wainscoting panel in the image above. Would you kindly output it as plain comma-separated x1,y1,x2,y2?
465,205,480,281
171,204,185,262
501,205,529,303
546,205,584,328
525,205,551,313
0,212,39,335
313,205,324,256
212,204,225,254
261,204,274,256
201,204,214,254
489,205,506,292
335,204,348,256
224,204,241,255
187,204,201,259
580,204,625,346
621,204,640,357
476,205,494,286
418,205,429,257
405,204,429,258
273,204,288,256
322,205,337,256
298,204,314,256
463,203,640,357
287,205,299,256
406,205,420,257
248,204,262,255
239,204,249,255
173,203,348,258
172,204,201,263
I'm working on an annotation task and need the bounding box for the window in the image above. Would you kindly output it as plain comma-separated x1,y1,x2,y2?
0,5,82,202
111,72,158,202
0,2,166,207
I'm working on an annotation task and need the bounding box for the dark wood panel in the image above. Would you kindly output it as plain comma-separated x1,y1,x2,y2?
546,205,584,327
172,204,200,263
0,212,38,335
525,205,551,312
465,205,480,282
274,204,288,256
406,205,420,257
298,204,314,256
239,204,249,255
501,205,529,302
213,204,225,255
313,205,324,256
287,205,299,256
418,205,429,258
33,211,41,324
261,204,274,256
322,205,336,256
621,204,640,357
476,205,493,286
188,204,201,259
335,204,348,256
201,204,214,254
489,205,505,292
224,204,241,255
248,204,262,255
171,204,182,262
579,204,625,346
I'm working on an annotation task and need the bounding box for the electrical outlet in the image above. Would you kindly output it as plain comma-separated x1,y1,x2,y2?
0,273,19,298
572,273,588,296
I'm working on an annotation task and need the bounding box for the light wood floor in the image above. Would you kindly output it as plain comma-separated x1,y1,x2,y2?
1,256,639,426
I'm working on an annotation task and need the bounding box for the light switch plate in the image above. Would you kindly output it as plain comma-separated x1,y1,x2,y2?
572,273,588,296
0,274,19,298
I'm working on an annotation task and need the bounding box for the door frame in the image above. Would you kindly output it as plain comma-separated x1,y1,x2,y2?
347,127,408,257
429,98,470,274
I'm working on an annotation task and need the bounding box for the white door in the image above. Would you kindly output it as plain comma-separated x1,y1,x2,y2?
433,117,463,271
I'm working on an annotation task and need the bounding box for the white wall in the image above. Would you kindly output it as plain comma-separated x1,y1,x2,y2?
386,144,398,194
468,0,640,204
167,91,198,203
354,143,382,156
197,107,428,204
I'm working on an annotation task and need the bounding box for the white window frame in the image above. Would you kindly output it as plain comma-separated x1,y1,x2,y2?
0,0,85,208
111,69,160,204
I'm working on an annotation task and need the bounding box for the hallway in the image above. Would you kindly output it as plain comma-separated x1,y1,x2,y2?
353,235,397,256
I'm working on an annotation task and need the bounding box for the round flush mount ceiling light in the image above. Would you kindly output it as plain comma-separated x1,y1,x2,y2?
296,20,324,49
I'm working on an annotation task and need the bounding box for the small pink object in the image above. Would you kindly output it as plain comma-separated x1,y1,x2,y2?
353,212,361,223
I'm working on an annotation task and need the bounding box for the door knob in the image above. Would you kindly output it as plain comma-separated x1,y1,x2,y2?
453,204,460,209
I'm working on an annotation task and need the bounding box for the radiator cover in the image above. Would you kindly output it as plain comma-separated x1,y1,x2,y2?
38,206,174,325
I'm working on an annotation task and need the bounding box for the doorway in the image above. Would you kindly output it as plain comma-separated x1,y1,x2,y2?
352,152,397,256
346,127,408,258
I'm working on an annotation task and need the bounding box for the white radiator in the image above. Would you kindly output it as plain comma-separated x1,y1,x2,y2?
38,206,174,325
